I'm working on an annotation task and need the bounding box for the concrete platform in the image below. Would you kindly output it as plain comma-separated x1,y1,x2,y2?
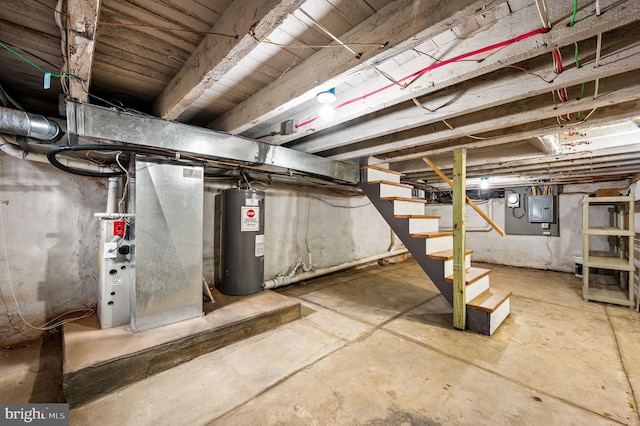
62,289,300,407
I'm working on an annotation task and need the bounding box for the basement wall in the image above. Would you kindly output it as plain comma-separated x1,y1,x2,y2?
0,155,104,347
0,156,391,346
427,182,628,273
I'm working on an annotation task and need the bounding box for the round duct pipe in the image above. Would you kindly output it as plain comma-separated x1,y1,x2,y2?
0,106,61,142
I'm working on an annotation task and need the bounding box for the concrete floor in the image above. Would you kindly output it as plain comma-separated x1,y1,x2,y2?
2,258,640,425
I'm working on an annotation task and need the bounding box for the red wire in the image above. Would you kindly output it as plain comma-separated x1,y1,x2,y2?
296,27,550,129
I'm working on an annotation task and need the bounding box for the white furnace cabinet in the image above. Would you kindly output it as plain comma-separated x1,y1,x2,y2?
582,195,635,307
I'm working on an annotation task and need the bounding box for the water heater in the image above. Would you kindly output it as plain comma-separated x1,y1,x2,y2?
220,188,265,295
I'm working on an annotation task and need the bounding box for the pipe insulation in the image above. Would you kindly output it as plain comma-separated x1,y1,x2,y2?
263,247,408,289
0,106,61,141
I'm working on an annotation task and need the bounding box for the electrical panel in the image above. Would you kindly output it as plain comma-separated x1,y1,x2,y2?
528,195,554,223
505,186,559,236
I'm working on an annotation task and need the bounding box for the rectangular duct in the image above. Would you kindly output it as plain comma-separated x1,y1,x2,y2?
65,101,358,184
132,161,204,331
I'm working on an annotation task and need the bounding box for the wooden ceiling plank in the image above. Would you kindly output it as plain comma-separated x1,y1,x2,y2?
97,5,200,48
153,0,307,120
67,0,101,102
209,0,493,133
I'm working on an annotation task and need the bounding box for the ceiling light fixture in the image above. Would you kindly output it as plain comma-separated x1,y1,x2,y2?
480,177,490,189
316,88,336,104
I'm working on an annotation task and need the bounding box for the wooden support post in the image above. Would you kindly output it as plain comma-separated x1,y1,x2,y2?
453,149,467,330
423,157,506,236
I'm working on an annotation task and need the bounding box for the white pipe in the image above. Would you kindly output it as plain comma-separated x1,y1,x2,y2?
0,133,118,174
0,137,28,159
432,201,495,232
263,247,409,289
106,177,119,214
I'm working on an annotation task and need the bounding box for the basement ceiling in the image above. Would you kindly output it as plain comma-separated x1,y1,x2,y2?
1,0,639,188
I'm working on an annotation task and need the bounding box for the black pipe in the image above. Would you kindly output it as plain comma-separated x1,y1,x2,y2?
47,144,181,178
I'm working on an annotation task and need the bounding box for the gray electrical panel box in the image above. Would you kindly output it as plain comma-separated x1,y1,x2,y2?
528,195,554,223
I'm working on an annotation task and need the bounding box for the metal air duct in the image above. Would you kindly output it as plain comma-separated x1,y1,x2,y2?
0,106,61,141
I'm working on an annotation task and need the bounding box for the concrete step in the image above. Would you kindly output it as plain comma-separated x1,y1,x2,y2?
370,181,413,198
467,288,512,336
443,267,491,303
362,165,401,183
427,249,472,277
62,289,300,407
383,197,426,216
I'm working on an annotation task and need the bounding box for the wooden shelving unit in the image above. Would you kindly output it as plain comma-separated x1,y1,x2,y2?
582,196,635,307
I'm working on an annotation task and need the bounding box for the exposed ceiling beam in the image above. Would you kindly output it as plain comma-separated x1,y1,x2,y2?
409,152,640,181
327,71,640,161
385,100,640,170
403,143,640,176
291,23,640,153
272,0,640,147
152,0,306,120
66,0,101,101
208,0,496,134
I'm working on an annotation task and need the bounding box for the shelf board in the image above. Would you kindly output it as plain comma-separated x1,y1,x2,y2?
584,255,634,271
582,277,635,306
583,227,633,236
583,195,634,204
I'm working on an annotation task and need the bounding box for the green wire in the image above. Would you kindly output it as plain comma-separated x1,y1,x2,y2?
0,41,68,79
569,0,578,26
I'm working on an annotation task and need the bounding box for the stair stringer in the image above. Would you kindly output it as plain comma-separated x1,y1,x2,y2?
359,182,453,305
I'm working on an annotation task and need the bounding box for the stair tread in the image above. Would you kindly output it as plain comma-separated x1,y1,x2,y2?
362,165,402,175
381,196,427,203
395,214,440,219
410,232,453,239
444,267,492,284
369,180,413,188
427,249,473,260
467,288,512,313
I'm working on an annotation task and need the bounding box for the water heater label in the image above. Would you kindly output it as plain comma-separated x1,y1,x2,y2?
255,234,265,257
246,198,259,206
241,207,260,231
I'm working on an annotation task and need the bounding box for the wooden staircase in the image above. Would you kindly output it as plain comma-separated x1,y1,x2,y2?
360,165,511,336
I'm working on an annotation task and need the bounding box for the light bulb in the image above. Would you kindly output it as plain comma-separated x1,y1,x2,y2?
319,104,335,119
